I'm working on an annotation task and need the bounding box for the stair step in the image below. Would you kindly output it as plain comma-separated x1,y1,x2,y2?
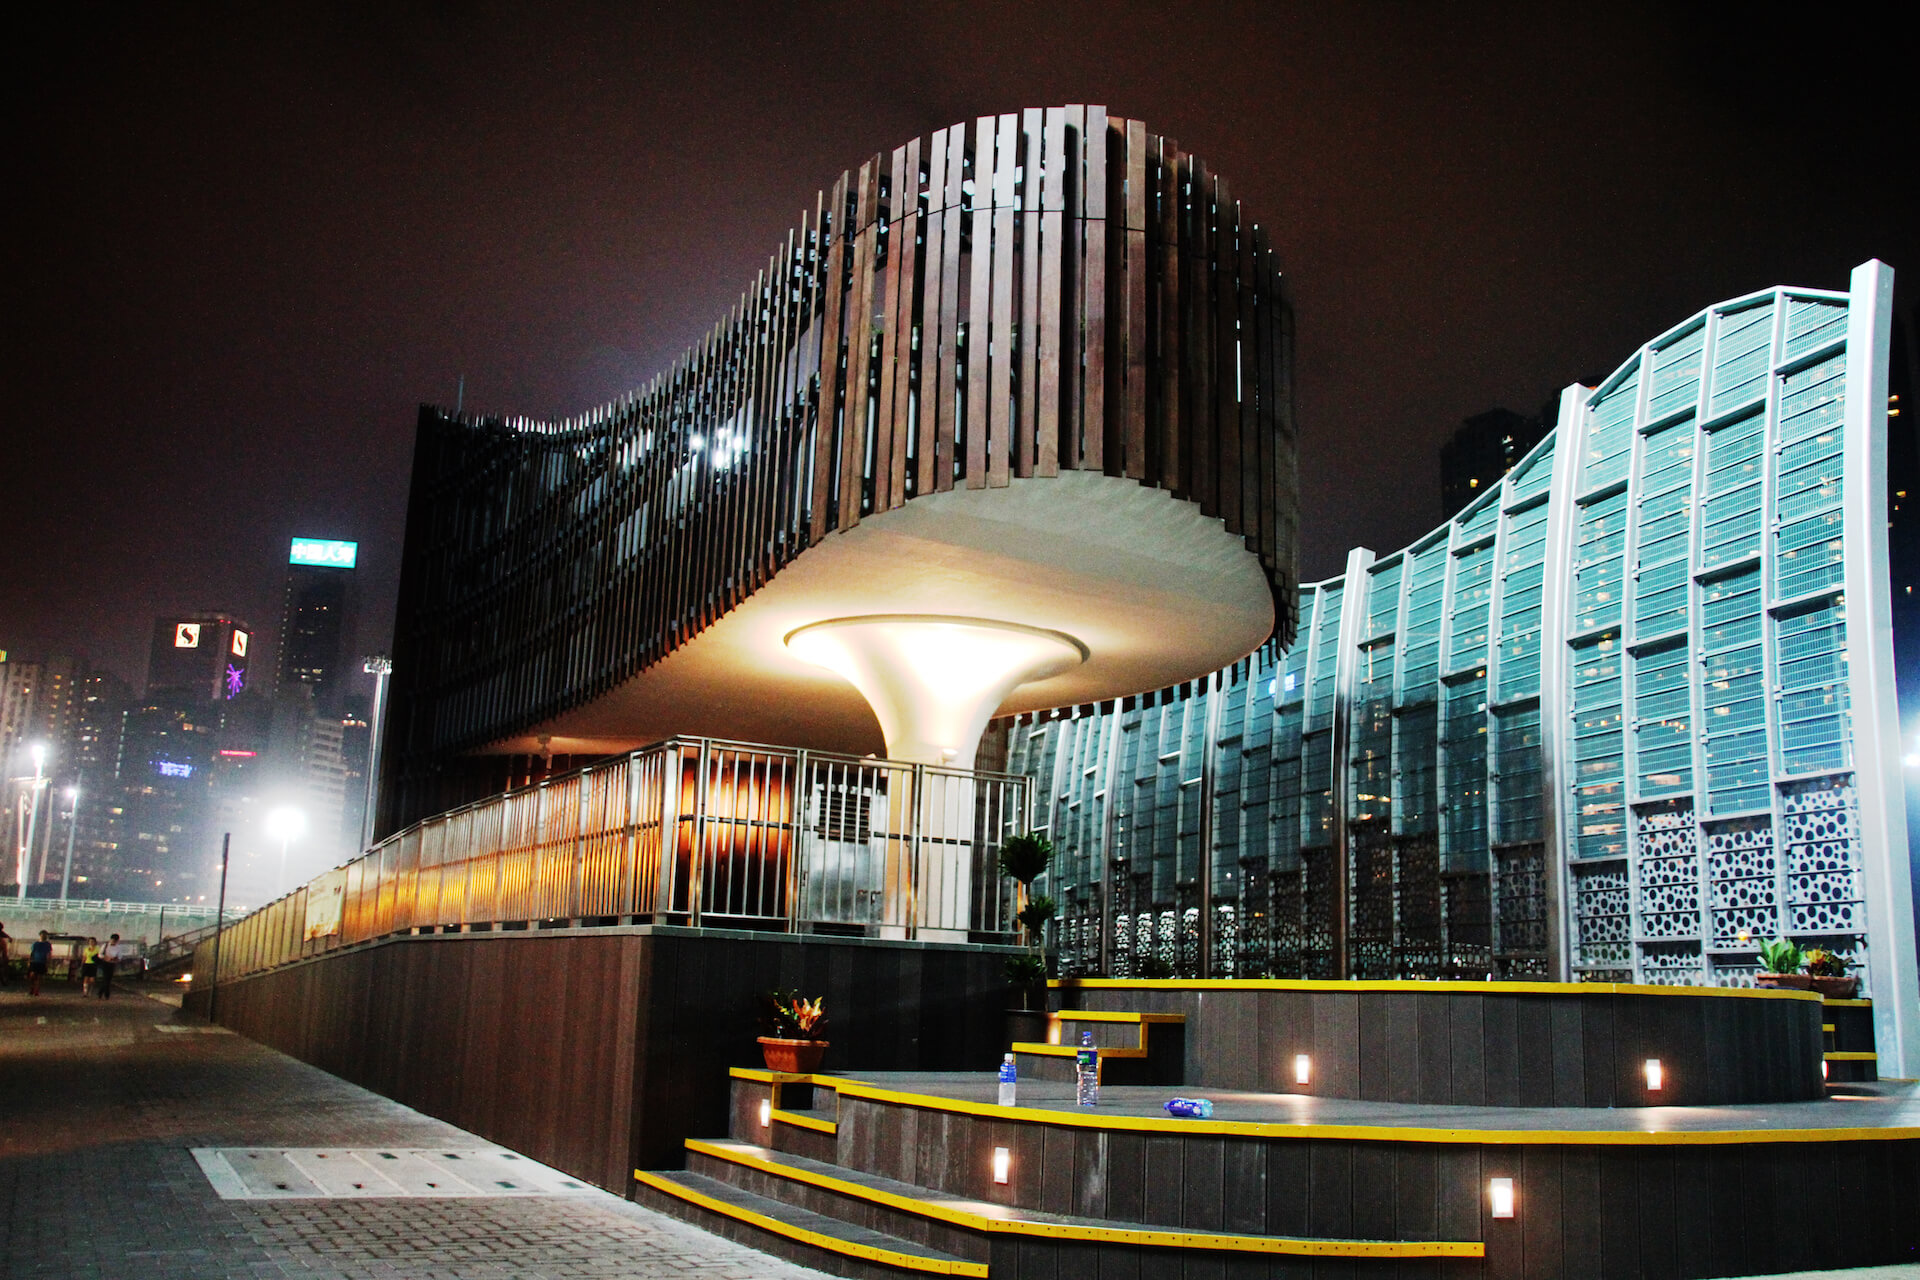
681,1138,1483,1261
635,1169,986,1276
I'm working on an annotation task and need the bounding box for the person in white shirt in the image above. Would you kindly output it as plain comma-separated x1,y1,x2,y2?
97,933,122,1000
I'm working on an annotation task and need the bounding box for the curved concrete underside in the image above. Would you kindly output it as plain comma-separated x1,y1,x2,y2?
494,471,1273,758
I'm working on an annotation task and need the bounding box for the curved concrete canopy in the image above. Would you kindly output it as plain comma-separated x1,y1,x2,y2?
497,470,1273,758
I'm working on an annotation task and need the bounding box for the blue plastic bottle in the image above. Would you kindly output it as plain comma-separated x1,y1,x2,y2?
1074,1031,1099,1107
998,1053,1018,1107
1163,1097,1214,1119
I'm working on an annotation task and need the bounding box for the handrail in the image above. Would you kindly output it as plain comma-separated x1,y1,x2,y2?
195,736,1031,986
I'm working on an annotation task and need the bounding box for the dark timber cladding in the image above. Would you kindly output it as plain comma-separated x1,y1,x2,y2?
387,106,1298,832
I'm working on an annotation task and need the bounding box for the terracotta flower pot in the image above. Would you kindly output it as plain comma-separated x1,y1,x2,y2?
758,1036,829,1073
1808,975,1860,999
1755,973,1814,991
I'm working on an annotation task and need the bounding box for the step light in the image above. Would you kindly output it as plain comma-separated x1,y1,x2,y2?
1293,1054,1311,1087
1645,1058,1663,1091
759,1099,771,1128
1489,1177,1515,1219
992,1147,1011,1184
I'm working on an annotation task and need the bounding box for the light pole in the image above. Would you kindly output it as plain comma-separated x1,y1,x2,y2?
360,655,393,853
267,805,307,899
59,783,79,906
17,742,46,902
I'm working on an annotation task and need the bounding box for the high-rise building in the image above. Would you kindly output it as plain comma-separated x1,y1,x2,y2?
277,537,358,713
147,615,255,704
1438,407,1550,519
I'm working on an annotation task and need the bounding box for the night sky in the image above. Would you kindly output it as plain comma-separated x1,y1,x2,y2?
8,2,1913,694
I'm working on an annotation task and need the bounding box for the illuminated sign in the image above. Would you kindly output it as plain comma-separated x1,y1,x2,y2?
155,761,194,779
231,630,249,658
289,538,358,568
225,664,247,699
218,749,257,758
175,623,201,648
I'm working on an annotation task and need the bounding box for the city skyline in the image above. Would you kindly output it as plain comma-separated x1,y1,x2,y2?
7,3,1913,682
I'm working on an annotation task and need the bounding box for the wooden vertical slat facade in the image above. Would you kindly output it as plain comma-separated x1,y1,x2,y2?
388,107,1299,833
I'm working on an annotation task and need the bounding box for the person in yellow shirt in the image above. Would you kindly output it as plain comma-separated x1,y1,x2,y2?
81,937,101,996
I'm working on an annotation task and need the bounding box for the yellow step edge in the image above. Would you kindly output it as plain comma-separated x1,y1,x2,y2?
1052,977,1823,1002
1013,1042,1148,1060
682,1140,1484,1259
1825,997,1874,1007
800,1073,1920,1148
1826,1051,1878,1062
1051,1010,1187,1024
634,1169,985,1276
1822,1024,1836,1033
771,1108,838,1134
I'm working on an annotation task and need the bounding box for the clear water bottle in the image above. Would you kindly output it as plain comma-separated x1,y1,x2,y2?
998,1053,1018,1107
1074,1031,1099,1107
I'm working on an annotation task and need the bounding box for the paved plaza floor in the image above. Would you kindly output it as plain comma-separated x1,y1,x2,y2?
0,978,833,1280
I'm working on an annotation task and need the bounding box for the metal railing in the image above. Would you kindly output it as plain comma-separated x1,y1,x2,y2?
199,738,1031,984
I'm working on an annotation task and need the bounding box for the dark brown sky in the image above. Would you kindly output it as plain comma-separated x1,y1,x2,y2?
6,1,1913,691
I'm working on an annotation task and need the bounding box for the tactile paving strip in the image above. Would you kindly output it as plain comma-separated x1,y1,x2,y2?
191,1148,598,1199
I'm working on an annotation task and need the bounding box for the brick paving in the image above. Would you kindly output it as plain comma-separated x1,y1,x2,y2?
1,981,832,1280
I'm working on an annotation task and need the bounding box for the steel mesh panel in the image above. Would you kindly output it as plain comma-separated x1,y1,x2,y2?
1573,861,1632,968
1709,301,1775,415
1494,843,1548,966
1442,869,1493,978
1348,822,1395,979
1397,834,1443,976
1647,323,1705,422
1583,370,1639,494
1701,410,1765,570
1705,815,1777,945
1569,634,1625,860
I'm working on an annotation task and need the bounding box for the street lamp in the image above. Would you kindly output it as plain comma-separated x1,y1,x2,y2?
360,655,393,853
267,805,307,899
59,783,79,906
16,742,47,902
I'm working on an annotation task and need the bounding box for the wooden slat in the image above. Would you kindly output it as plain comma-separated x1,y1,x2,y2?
882,138,919,509
1156,137,1182,497
1122,117,1147,481
1036,106,1066,477
838,157,879,530
936,127,965,493
1079,105,1106,473
916,129,949,500
809,175,848,544
1016,107,1042,479
965,116,995,489
988,112,1018,489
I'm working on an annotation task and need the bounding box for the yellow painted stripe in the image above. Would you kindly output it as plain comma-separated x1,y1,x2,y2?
1013,1042,1147,1059
1823,1024,1836,1033
731,1067,815,1083
1052,1010,1186,1024
1825,998,1874,1007
772,1108,838,1134
1826,1051,1879,1062
633,1169,988,1276
807,1075,1920,1148
1052,977,1822,1002
683,1140,1483,1259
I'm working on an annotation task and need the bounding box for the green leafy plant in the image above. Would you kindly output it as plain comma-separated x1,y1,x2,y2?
1756,937,1805,975
997,833,1054,887
1016,894,1057,945
1004,954,1049,987
1804,948,1849,978
759,988,828,1040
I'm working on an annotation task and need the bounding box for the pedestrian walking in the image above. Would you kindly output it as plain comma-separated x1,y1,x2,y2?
28,931,53,997
81,936,100,996
97,933,121,999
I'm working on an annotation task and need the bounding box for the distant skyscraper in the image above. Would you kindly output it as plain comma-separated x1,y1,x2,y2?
277,537,358,713
1439,407,1550,519
147,615,254,704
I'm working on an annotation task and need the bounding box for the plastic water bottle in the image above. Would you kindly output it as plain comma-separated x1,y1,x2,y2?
1074,1031,1099,1107
998,1053,1018,1107
1164,1097,1214,1119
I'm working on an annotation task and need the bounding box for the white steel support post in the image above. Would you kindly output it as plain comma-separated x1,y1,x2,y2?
1539,384,1592,982
1330,546,1376,978
1841,260,1920,1077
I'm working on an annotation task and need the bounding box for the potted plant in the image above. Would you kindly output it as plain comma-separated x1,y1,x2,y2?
1754,938,1813,990
757,989,829,1073
999,833,1055,1044
1803,948,1860,1000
